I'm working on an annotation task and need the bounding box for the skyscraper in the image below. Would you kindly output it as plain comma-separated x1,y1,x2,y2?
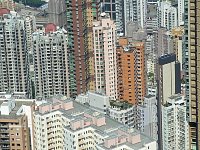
156,53,181,149
32,24,69,98
93,13,118,100
117,37,146,104
123,0,138,34
158,1,178,30
100,0,124,34
85,0,100,91
137,0,147,28
178,0,184,25
66,0,93,97
186,0,200,149
0,10,30,96
162,94,188,150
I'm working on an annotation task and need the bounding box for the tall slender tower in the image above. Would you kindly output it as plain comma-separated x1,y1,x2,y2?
32,24,69,98
0,9,30,97
93,13,118,100
66,0,99,97
186,0,200,149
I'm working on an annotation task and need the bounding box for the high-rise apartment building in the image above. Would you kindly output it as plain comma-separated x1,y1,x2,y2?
48,0,66,28
76,91,136,128
93,13,118,100
137,0,147,28
178,0,184,25
186,0,200,149
85,0,100,91
101,0,123,34
65,0,87,97
158,1,178,30
171,27,184,70
137,95,158,141
156,53,181,149
0,10,30,97
65,0,100,96
32,24,69,98
117,37,146,104
0,93,35,150
123,0,137,34
162,94,188,150
34,95,157,150
24,15,36,52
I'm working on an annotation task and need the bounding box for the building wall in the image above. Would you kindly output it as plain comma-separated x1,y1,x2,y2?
117,38,146,104
93,15,118,100
33,28,69,98
137,96,158,141
162,95,188,150
48,0,66,28
0,12,30,96
187,0,200,148
158,1,178,30
0,116,30,150
66,0,87,97
85,0,100,91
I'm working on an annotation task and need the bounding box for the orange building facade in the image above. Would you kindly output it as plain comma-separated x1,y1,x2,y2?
117,37,146,104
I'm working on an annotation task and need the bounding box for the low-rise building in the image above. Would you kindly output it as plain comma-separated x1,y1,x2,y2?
34,95,157,150
0,93,35,150
76,92,136,127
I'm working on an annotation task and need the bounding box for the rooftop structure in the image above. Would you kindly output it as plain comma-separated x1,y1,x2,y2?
34,95,157,150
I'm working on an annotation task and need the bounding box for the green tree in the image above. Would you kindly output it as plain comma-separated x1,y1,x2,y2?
14,0,46,7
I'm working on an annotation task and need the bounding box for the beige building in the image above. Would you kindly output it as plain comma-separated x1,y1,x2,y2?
0,93,35,150
187,0,200,149
93,13,118,100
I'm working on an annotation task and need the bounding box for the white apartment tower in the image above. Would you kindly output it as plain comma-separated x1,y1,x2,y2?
24,15,36,52
33,24,69,98
93,13,118,100
162,94,189,150
124,0,137,34
137,0,147,28
158,1,178,30
178,0,184,25
137,95,158,141
0,10,30,96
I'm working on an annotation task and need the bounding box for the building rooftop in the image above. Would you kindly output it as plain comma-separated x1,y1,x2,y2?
110,100,133,110
36,96,156,149
0,100,34,119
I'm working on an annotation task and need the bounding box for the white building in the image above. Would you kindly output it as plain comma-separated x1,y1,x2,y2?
137,0,147,28
108,100,136,128
148,85,157,96
178,0,184,25
76,91,110,114
33,24,69,98
34,96,157,150
76,91,136,127
93,13,118,100
158,1,178,30
124,0,138,34
0,10,31,96
162,94,188,150
137,95,158,141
